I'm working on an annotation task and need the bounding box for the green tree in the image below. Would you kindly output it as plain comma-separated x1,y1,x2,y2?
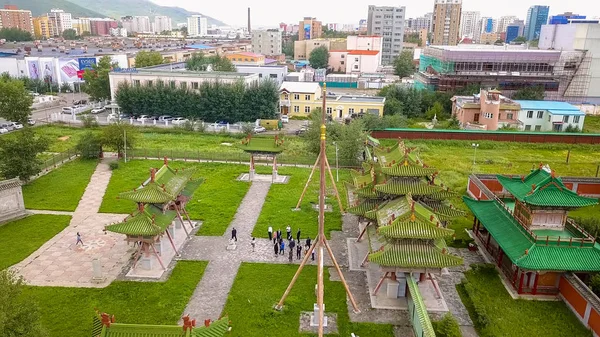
185,53,236,72
0,270,47,337
512,36,527,43
336,119,366,165
82,56,116,102
425,101,445,120
0,128,49,181
76,131,103,159
512,85,545,100
494,39,504,44
186,53,209,71
321,27,355,38
383,97,404,116
282,33,298,57
134,51,165,68
432,313,461,337
404,32,422,46
309,46,329,69
393,50,415,78
0,27,33,41
210,54,236,72
454,83,481,95
101,123,138,157
61,28,79,40
0,77,33,124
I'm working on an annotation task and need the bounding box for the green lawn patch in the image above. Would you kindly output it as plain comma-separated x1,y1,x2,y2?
253,166,350,240
458,264,591,337
583,115,600,133
99,160,250,236
23,261,207,337
223,263,394,337
22,159,98,211
0,214,71,270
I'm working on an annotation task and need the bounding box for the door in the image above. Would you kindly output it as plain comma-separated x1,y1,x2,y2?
474,113,480,123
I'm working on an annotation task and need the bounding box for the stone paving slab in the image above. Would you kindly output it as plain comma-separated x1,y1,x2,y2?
27,209,75,215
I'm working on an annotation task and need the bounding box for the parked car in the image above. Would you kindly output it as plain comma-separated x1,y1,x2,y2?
0,127,8,134
27,118,35,126
295,125,308,135
171,117,188,125
253,126,266,133
0,122,14,131
10,122,23,130
281,115,289,123
209,122,226,130
158,115,173,122
91,107,105,114
136,115,150,122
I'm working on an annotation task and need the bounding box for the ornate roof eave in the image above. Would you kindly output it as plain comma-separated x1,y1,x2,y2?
368,241,463,268
118,183,175,204
378,220,454,240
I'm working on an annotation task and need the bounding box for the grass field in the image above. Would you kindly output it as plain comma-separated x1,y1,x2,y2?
458,264,591,337
223,263,394,337
23,261,207,337
0,215,71,270
253,166,349,240
99,160,250,236
583,115,600,133
22,159,98,211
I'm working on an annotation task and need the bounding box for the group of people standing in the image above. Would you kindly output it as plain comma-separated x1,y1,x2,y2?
269,225,314,262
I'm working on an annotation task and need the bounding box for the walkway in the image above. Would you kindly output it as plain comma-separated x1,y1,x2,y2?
14,159,132,288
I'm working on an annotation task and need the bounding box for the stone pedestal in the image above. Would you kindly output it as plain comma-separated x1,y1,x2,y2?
310,303,328,327
175,218,182,229
139,255,153,270
91,258,106,283
154,241,162,255
167,225,175,238
386,280,400,299
249,169,255,181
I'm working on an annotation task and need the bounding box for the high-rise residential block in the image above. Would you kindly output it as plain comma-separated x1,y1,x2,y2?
497,16,518,34
407,13,433,33
251,29,282,56
47,9,72,36
132,16,151,33
367,5,406,65
460,11,480,38
524,5,549,41
0,5,34,34
505,20,525,43
187,15,207,37
90,19,118,36
32,16,52,39
298,17,322,41
154,16,172,33
72,18,91,35
432,0,462,46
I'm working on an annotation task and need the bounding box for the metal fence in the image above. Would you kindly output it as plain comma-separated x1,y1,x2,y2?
39,148,79,174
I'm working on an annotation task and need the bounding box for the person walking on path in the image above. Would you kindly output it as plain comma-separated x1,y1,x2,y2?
277,228,282,241
289,238,296,254
286,225,292,240
296,244,302,260
76,232,84,246
251,237,256,252
280,240,285,255
268,226,273,241
296,228,301,242
305,236,311,249
274,241,279,256
288,248,293,262
231,227,237,242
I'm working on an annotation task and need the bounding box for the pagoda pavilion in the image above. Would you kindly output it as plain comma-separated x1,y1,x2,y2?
466,165,600,295
346,138,464,298
93,311,229,337
105,158,203,272
237,134,284,181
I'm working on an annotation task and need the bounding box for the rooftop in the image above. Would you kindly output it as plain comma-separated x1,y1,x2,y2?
347,50,380,56
514,100,585,115
228,51,263,57
334,95,385,103
279,81,321,93
110,69,256,79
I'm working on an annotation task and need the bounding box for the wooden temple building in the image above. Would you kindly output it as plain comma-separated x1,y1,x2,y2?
236,134,284,181
105,158,203,271
93,311,229,337
346,138,464,298
465,165,600,295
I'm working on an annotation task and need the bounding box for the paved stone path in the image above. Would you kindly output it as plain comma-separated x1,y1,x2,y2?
14,159,133,287
27,209,75,215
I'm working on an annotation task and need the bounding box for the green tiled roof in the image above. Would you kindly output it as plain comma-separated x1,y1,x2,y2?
156,166,196,197
105,205,176,236
374,180,446,196
373,197,412,226
380,164,437,177
497,169,598,208
369,239,463,268
378,221,454,239
347,199,380,217
406,276,436,337
423,203,466,220
119,183,175,204
237,137,284,153
464,197,600,272
97,317,229,337
181,178,205,198
191,317,230,337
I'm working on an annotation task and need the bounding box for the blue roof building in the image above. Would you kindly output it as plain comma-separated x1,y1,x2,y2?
515,100,585,132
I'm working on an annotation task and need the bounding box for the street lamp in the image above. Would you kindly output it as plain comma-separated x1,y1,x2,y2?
333,141,339,182
471,143,479,172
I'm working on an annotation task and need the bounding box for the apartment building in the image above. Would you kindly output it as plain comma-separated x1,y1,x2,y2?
154,16,172,34
0,5,33,34
460,11,480,39
32,16,52,39
524,5,549,41
47,9,72,37
299,17,322,40
367,5,406,65
251,29,282,56
187,15,208,37
432,0,462,46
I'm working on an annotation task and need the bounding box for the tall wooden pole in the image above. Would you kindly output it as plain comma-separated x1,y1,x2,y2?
316,83,327,337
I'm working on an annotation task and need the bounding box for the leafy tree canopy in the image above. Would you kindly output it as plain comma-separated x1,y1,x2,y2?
82,56,117,102
0,128,49,181
309,46,329,69
0,76,33,124
102,123,138,157
134,51,165,68
185,53,236,72
0,270,47,337
393,50,415,78
512,85,544,100
512,36,527,43
0,27,32,42
61,29,79,40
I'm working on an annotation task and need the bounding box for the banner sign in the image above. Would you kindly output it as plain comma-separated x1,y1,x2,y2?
27,59,40,80
78,57,97,70
304,23,311,40
59,58,80,83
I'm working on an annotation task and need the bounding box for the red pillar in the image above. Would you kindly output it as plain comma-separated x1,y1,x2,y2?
518,271,525,294
532,272,539,295
419,273,427,282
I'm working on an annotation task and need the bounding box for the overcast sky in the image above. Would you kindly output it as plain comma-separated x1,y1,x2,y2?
149,0,597,26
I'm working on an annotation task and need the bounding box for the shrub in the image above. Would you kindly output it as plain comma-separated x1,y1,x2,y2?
108,161,119,170
75,132,102,159
590,274,600,297
80,115,99,128
432,313,462,337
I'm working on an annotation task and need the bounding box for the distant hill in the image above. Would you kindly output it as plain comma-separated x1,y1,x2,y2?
4,0,225,26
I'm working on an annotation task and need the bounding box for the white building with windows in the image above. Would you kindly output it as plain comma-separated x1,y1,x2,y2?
132,16,151,33
515,100,585,132
366,5,406,65
460,11,480,39
187,15,208,37
235,65,288,85
153,16,172,33
47,9,72,36
251,29,282,56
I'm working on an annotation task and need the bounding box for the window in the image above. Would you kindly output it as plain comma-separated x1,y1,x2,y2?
284,94,289,100
270,74,277,79
548,115,551,122
349,108,355,114
484,112,493,119
527,110,533,118
259,74,263,78
304,106,311,113
294,94,300,100
537,111,544,119
525,125,531,131
146,80,153,86
133,80,140,87
574,116,580,123
293,106,299,113
535,125,542,131
305,94,311,100
326,107,332,114
180,82,187,89
507,113,513,120
355,58,359,62
341,54,345,58
563,115,569,123
341,61,345,65
192,82,199,89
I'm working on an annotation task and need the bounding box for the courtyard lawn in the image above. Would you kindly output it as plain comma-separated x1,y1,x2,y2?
253,166,350,240
583,115,600,133
0,214,71,270
22,159,98,211
23,261,207,337
99,160,250,236
458,264,591,337
223,263,394,337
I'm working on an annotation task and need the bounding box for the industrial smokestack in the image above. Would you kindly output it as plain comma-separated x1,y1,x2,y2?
247,7,251,33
